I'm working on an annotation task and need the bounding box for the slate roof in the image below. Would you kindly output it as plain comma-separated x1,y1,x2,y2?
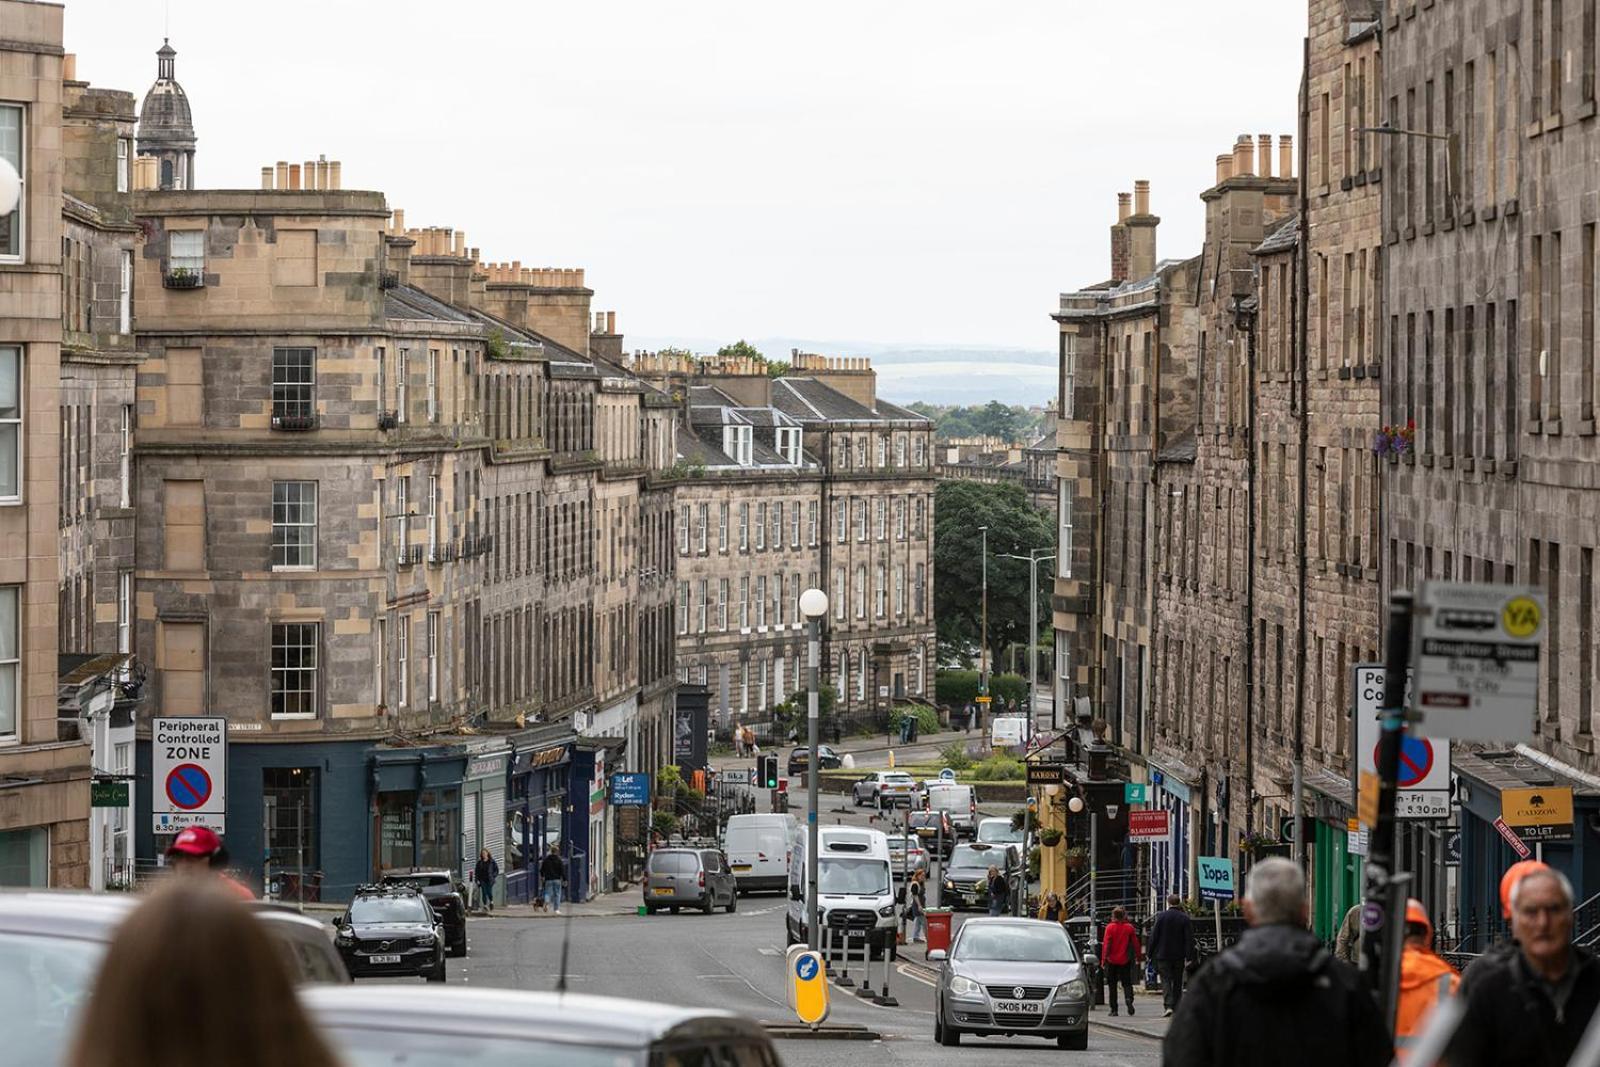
771,377,931,424
384,285,478,324
1155,432,1197,464
1253,214,1300,256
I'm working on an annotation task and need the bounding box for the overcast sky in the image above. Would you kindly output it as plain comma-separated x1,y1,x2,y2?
63,1,1304,351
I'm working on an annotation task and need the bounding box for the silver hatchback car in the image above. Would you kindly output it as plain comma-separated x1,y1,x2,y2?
930,917,1091,1049
643,848,738,915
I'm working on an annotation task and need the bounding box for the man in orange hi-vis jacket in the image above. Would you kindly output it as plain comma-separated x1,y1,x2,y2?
1394,898,1459,1062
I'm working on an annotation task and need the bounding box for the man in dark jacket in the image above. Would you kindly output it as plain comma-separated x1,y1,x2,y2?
1448,867,1600,1067
1148,893,1194,1016
1163,857,1389,1067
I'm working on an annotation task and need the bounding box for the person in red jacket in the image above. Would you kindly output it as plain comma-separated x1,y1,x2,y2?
1101,906,1142,1016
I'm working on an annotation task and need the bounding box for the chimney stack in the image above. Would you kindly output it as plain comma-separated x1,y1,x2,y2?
1110,196,1131,285
1133,180,1150,216
1233,136,1254,178
1125,182,1158,281
1278,135,1294,180
62,54,77,81
1257,134,1273,178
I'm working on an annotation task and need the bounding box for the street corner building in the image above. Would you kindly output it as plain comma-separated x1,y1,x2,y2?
629,351,937,743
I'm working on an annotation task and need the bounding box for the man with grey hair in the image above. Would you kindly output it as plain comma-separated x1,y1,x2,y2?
1162,857,1388,1067
1449,866,1600,1067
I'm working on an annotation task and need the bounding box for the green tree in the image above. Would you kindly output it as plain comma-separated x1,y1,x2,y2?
764,360,792,378
969,400,1025,441
934,480,1054,674
717,339,766,362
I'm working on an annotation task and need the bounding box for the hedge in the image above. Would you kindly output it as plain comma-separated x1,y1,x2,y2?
935,669,1028,709
889,704,941,734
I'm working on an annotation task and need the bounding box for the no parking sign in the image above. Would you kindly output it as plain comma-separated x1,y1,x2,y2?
153,717,227,834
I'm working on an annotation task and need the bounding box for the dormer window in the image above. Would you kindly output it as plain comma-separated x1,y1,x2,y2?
723,424,753,466
776,427,803,465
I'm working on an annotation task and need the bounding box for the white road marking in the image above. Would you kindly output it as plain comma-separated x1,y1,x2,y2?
896,964,936,988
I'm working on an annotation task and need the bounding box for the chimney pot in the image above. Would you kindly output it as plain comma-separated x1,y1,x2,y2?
1278,135,1294,180
1257,133,1273,178
315,159,329,190
261,166,274,190
1216,153,1234,184
1117,192,1132,222
1133,180,1150,216
1233,136,1254,177
329,161,341,190
276,161,290,189
62,54,77,81
393,209,405,232
607,311,616,334
288,163,301,190
304,160,317,189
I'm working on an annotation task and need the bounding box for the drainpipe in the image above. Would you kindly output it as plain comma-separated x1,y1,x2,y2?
1292,35,1312,870
1238,297,1259,844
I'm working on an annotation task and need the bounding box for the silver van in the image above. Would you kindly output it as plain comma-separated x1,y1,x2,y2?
643,848,737,915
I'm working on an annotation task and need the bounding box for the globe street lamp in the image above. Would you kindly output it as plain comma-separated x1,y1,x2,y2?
798,587,829,949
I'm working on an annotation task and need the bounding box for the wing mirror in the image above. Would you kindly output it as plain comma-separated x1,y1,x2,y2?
927,949,948,962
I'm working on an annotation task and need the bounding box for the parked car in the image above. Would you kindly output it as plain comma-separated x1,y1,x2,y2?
885,833,928,880
851,770,917,809
941,842,1021,911
787,745,843,776
929,917,1091,1049
908,809,957,858
379,868,468,958
723,814,798,895
333,884,447,982
305,985,781,1066
0,890,348,1067
643,848,737,915
976,816,1025,847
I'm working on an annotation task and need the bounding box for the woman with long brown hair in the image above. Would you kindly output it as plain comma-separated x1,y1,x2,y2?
66,879,342,1067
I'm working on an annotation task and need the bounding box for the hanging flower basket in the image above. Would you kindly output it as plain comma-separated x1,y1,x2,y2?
1038,827,1063,848
1238,831,1284,858
1373,420,1416,456
1063,846,1088,872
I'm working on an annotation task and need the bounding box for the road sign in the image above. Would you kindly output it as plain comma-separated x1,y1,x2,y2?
1501,786,1574,841
1493,816,1532,859
786,945,830,1027
1128,809,1170,842
1445,830,1462,866
976,696,993,704
939,767,957,782
1197,856,1235,902
152,716,226,834
1354,665,1450,818
90,781,128,807
1124,783,1147,803
610,773,650,806
1279,815,1313,844
1414,582,1545,742
1025,761,1066,786
1347,818,1370,857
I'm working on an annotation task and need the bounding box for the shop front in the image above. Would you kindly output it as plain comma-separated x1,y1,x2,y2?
504,729,575,904
370,744,467,882
1147,755,1198,903
461,740,511,901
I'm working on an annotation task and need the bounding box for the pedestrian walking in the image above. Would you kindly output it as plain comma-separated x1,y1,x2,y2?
539,844,565,913
1101,906,1141,1016
1449,867,1600,1067
65,880,341,1067
1394,899,1458,1063
964,702,974,733
1163,857,1389,1067
1148,893,1195,1016
1037,891,1065,924
474,847,499,913
908,869,928,942
165,825,255,901
1333,900,1363,964
986,865,1008,916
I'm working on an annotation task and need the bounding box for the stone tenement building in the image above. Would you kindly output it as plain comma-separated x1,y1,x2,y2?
632,352,937,735
1383,0,1600,923
934,427,1058,514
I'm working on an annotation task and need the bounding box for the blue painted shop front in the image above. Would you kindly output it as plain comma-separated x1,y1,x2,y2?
136,737,372,901
504,731,592,904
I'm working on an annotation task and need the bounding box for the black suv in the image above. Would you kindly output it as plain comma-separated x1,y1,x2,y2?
334,885,447,982
380,868,468,957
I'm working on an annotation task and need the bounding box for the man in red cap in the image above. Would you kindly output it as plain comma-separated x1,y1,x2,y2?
166,826,255,900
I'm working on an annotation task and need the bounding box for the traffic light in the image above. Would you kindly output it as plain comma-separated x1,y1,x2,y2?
762,755,780,790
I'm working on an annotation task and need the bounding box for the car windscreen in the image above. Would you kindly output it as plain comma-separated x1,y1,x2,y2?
818,857,890,895
955,924,1077,963
882,775,914,786
977,823,1024,844
0,931,105,1067
648,852,697,874
948,845,1000,869
384,873,451,888
348,897,432,924
326,1025,642,1067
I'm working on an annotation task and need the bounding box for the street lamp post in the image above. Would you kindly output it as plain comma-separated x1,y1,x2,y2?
798,587,830,950
978,526,989,698
1000,549,1055,739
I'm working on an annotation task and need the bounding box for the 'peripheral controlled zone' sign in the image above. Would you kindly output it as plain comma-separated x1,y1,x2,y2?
153,716,227,834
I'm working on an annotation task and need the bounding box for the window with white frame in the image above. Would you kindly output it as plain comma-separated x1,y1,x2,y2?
0,585,17,739
679,504,690,556
396,621,409,707
426,348,440,422
913,435,926,467
723,424,753,465
774,574,784,626
894,498,906,540
808,501,818,545
697,503,708,554
837,654,847,699
271,481,317,569
856,651,867,700
271,347,315,422
1058,484,1074,578
167,230,204,275
270,622,319,718
397,348,410,423
739,503,750,552
791,501,801,547
835,500,846,543
915,563,926,617
894,564,905,617
875,499,886,540
117,570,132,655
718,503,729,553
875,563,887,618
833,568,846,621
875,437,886,467
116,138,130,193
895,436,906,467
427,474,440,556
397,476,411,554
855,499,867,541
1062,332,1077,419
375,616,387,708
756,577,767,628
756,503,767,550
856,438,867,468
718,578,729,631
117,404,132,507
119,250,132,334
770,501,781,549
426,611,440,702
0,347,21,501
0,105,23,260
776,426,802,465
697,579,708,633
914,497,926,539
740,576,750,629
854,565,866,619
677,581,689,634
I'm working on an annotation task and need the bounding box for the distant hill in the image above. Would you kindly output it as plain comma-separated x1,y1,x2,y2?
629,336,1057,407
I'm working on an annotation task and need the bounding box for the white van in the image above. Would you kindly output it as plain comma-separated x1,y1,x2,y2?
722,814,798,895
924,782,978,838
786,826,898,959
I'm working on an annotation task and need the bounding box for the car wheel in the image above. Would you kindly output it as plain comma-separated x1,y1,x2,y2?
936,1003,960,1047
1059,1032,1088,1051
702,895,715,915
852,789,862,807
426,962,446,983
449,930,467,958
726,891,737,914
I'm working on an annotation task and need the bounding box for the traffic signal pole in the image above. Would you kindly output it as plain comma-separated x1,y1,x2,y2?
1360,591,1415,1034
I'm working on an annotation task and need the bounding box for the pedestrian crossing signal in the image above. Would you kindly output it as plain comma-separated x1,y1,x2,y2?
762,755,780,790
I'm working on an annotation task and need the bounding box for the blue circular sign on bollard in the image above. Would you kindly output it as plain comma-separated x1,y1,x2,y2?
796,955,819,982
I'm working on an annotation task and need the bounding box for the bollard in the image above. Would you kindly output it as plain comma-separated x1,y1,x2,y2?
822,925,835,976
835,926,855,988
855,936,876,999
875,937,899,1006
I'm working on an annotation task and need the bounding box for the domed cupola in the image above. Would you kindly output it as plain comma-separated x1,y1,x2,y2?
136,39,197,190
